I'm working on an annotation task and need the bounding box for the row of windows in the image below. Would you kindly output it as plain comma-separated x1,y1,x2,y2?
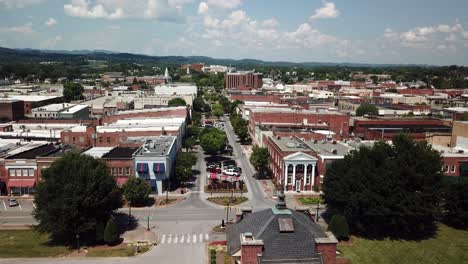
9,169,35,177
443,165,456,173
111,167,131,176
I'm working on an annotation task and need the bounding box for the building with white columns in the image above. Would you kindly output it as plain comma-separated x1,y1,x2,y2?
265,135,352,192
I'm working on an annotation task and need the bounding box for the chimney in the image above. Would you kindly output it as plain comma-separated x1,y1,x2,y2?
240,233,264,264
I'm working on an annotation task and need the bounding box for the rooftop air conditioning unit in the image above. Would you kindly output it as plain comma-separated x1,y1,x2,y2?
332,149,338,154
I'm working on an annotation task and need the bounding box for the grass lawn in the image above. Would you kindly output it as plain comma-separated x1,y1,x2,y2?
0,229,71,258
338,224,468,264
297,197,323,205
86,246,136,257
207,196,248,206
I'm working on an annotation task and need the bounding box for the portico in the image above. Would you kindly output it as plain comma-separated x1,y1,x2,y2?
283,152,317,192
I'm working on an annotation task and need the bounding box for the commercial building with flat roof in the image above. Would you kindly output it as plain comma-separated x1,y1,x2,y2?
0,99,24,121
225,71,263,90
30,103,89,119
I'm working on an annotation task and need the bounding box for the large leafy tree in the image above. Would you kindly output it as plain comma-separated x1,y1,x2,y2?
230,114,249,142
356,103,378,116
33,153,123,244
323,134,443,238
168,97,187,107
175,152,197,184
122,177,151,207
212,103,224,119
443,179,468,229
200,128,226,155
250,146,269,176
63,82,84,102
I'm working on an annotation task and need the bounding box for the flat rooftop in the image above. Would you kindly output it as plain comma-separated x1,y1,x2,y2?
304,140,352,157
102,147,140,159
61,104,88,114
134,136,176,157
3,95,60,102
82,147,115,158
33,103,75,112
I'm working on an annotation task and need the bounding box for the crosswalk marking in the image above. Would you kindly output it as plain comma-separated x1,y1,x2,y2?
159,233,209,245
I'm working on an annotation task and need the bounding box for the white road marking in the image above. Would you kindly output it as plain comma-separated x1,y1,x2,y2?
199,233,203,242
173,235,178,244
167,235,172,244
205,233,209,241
160,235,166,244
193,234,197,243
32,202,36,209
2,201,6,211
180,234,185,243
18,202,22,211
187,234,191,244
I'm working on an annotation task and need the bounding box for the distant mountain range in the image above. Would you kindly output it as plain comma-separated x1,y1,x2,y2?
0,47,433,68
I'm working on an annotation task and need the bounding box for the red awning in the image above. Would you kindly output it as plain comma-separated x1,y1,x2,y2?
116,177,128,186
209,173,218,180
7,179,36,187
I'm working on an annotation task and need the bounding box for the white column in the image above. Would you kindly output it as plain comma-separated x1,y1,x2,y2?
284,163,288,188
312,164,316,188
304,164,308,191
292,164,296,191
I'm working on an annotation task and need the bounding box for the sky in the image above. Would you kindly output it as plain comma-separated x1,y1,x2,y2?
0,0,468,65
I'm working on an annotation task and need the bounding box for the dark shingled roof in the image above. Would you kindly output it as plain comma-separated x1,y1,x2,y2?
102,147,139,159
6,144,57,160
226,208,326,264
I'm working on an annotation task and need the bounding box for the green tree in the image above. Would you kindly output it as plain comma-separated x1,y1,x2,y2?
175,152,197,184
443,179,468,229
200,129,226,155
249,146,269,176
33,152,123,244
104,218,120,245
327,214,350,241
183,136,196,152
356,103,379,116
193,97,207,112
458,112,468,121
323,134,443,238
122,177,151,207
95,221,106,244
63,82,84,102
212,103,224,119
168,97,187,107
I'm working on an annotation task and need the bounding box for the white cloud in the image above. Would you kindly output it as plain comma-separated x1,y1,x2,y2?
262,18,278,28
45,17,57,27
198,2,208,14
107,25,120,30
64,0,187,22
207,0,241,9
0,24,35,34
310,1,340,20
463,31,468,39
0,0,43,9
437,24,451,33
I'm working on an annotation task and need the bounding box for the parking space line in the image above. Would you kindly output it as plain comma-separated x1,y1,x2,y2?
2,201,6,211
18,202,22,211
33,202,36,209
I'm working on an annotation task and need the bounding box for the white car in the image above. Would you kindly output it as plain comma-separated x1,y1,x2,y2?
223,168,240,176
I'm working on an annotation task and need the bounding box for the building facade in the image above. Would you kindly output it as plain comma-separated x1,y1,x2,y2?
225,72,263,90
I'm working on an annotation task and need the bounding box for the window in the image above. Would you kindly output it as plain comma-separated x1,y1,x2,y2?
451,165,456,173
64,136,69,142
9,169,15,177
107,137,111,143
445,165,449,172
99,137,103,143
16,169,22,176
22,169,28,177
287,174,292,184
72,137,76,143
125,167,130,175
79,137,84,143
111,168,115,175
118,168,123,175
28,169,34,176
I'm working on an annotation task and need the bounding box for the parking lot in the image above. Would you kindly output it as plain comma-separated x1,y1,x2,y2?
0,198,35,213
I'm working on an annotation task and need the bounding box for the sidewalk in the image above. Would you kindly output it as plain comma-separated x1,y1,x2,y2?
122,225,157,244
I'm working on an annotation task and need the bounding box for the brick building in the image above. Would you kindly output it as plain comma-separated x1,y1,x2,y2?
227,194,338,264
248,108,350,145
102,147,140,186
225,71,263,90
0,99,24,121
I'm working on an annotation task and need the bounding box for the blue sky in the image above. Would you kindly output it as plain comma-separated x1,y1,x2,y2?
0,0,467,65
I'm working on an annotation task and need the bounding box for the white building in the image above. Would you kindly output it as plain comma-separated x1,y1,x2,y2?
154,83,197,96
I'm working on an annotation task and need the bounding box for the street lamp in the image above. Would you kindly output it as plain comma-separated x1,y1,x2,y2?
128,201,132,225
76,234,80,251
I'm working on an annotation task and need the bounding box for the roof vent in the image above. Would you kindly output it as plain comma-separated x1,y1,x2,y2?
313,139,318,143
458,149,464,153
332,149,338,154
332,140,337,144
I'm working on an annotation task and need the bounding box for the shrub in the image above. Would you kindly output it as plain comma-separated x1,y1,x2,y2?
328,214,349,241
104,218,120,245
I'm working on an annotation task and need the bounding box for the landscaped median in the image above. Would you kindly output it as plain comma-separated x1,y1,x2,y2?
208,241,231,264
205,185,248,193
297,196,324,205
207,196,248,206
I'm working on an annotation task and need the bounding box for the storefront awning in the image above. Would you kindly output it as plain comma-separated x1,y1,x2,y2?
7,179,36,187
136,163,149,173
153,163,165,173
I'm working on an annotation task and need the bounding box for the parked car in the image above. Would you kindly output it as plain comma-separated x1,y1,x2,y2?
8,198,19,207
223,168,240,176
207,166,222,174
